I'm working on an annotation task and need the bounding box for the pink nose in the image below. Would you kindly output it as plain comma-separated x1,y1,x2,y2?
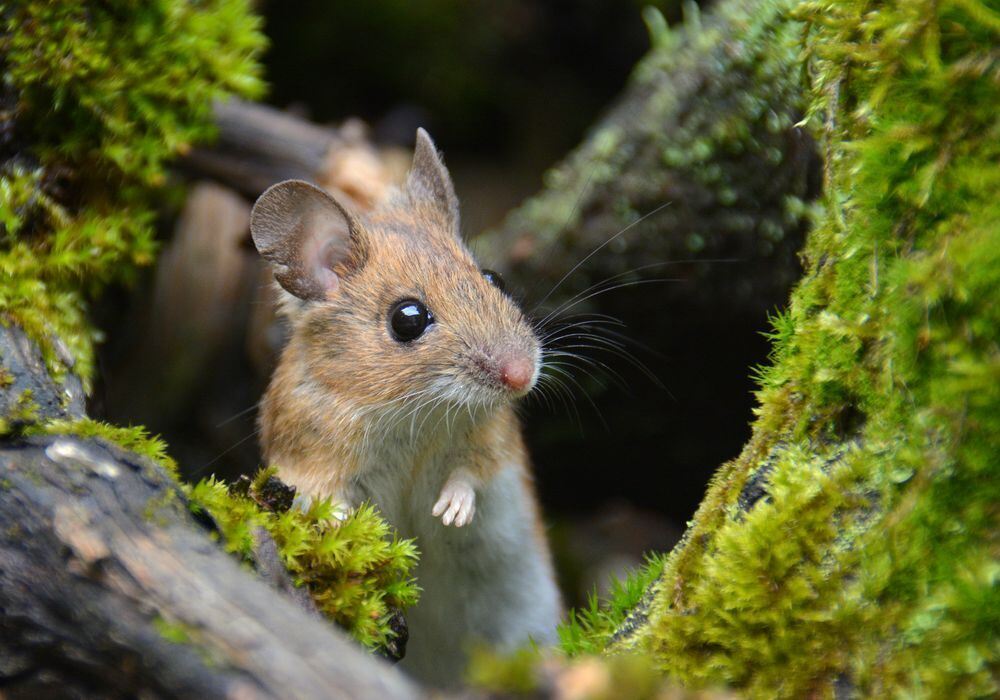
500,355,535,392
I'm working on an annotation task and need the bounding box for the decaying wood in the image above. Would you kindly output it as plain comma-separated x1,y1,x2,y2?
0,327,421,699
0,324,85,427
182,99,400,210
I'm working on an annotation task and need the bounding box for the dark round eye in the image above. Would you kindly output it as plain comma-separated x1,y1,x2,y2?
481,269,505,292
389,299,434,342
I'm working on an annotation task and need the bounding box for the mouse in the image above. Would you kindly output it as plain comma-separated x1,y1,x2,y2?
250,128,562,686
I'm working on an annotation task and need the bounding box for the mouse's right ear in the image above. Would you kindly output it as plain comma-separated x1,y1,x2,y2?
250,180,363,301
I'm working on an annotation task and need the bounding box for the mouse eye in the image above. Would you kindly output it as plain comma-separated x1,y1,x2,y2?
481,269,505,293
389,299,434,342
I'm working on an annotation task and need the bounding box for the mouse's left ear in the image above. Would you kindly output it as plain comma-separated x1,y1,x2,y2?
406,128,460,232
250,180,365,301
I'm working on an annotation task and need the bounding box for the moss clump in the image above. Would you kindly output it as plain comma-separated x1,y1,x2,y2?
558,553,667,657
0,1,265,386
558,0,999,696
188,468,420,651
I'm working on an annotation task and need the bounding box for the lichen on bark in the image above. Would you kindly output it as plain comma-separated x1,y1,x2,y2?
479,0,818,320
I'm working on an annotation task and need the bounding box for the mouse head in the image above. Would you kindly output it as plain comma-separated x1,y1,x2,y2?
251,129,540,418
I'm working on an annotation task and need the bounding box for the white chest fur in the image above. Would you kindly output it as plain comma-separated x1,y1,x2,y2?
348,425,562,687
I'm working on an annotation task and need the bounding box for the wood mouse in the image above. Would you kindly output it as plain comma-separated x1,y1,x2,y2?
250,129,562,685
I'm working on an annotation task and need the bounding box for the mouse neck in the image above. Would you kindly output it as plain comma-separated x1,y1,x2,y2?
347,386,510,465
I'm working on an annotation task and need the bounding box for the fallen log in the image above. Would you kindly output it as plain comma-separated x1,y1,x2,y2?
0,328,420,700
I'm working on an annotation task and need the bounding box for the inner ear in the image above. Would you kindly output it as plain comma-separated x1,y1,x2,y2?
406,128,460,232
250,180,362,301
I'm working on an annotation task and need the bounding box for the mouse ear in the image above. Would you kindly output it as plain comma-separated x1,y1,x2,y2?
250,180,362,301
406,128,460,231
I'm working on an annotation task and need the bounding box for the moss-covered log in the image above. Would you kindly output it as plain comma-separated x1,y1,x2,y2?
564,0,998,697
475,2,819,320
0,425,418,697
181,98,400,209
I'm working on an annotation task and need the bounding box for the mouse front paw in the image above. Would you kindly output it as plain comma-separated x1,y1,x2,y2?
431,478,476,527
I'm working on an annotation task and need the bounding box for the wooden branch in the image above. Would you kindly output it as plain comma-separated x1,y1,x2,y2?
182,98,338,195
182,99,398,210
0,327,421,699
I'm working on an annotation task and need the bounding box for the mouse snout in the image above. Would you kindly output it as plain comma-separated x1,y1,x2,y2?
470,348,537,396
500,354,535,393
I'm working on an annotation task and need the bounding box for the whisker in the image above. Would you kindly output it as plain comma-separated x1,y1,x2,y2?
190,428,261,478
521,171,598,301
532,200,673,313
538,277,682,329
214,401,261,428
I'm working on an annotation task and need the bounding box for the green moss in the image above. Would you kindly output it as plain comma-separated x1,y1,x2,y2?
467,648,701,700
153,615,197,646
0,388,40,434
0,1,265,386
467,646,544,695
564,0,998,696
559,553,667,657
25,418,179,479
187,468,420,651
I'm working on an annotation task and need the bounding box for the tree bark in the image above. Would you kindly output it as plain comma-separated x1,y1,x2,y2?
474,15,819,321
